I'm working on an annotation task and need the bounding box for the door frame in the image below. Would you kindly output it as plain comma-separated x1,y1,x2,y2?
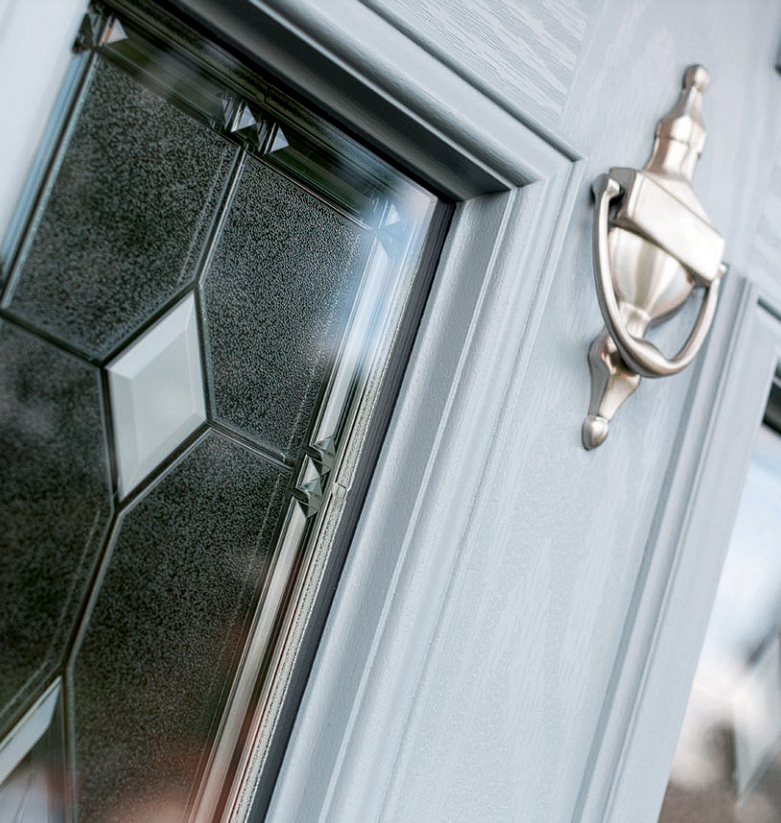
167,1,586,819
578,280,781,823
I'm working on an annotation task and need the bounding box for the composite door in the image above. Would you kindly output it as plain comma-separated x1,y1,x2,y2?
235,2,781,823
3,1,781,823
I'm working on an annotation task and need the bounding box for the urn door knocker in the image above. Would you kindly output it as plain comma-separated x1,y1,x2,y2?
582,65,727,450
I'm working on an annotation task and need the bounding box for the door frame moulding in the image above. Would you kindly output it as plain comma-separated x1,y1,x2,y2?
574,278,781,823
0,0,583,819
163,0,584,820
170,0,576,199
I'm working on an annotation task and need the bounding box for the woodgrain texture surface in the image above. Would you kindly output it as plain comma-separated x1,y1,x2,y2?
267,1,781,822
3,1,781,822
361,0,588,132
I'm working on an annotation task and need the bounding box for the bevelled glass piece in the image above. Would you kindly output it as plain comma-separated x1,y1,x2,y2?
263,117,387,226
4,58,234,360
0,321,111,729
308,435,337,473
101,18,129,47
377,202,408,256
202,159,372,459
71,432,288,823
108,294,206,498
267,126,289,154
74,11,101,53
0,682,65,823
230,103,264,149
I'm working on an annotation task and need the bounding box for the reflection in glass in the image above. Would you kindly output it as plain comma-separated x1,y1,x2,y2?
660,425,781,822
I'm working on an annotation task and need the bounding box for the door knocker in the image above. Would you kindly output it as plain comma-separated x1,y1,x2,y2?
582,65,727,449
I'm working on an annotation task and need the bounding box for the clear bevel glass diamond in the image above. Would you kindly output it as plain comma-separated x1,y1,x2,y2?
230,103,264,149
268,126,289,153
101,18,129,46
108,295,206,497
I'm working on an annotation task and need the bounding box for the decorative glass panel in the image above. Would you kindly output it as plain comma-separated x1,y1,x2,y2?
203,158,373,460
0,322,111,730
72,433,287,822
3,58,235,361
0,1,448,820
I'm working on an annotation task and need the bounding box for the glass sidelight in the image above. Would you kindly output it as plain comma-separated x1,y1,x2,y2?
659,376,781,823
0,2,450,820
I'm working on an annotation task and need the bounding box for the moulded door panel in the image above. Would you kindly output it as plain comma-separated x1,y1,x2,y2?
260,2,781,822
2,1,781,822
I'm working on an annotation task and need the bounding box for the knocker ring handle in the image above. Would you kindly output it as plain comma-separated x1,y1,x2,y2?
592,173,722,380
583,64,727,449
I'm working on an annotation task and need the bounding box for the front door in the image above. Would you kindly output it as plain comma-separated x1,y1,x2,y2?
252,3,781,823
2,1,781,822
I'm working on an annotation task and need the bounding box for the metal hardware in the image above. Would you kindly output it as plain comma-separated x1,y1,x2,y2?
583,64,727,449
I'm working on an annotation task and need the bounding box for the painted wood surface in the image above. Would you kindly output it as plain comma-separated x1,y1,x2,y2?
0,0,85,251
361,0,588,132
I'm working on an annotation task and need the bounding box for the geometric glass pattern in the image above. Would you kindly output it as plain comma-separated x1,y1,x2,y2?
0,1,444,820
202,160,372,460
72,433,287,822
3,60,234,361
108,295,206,497
0,322,111,731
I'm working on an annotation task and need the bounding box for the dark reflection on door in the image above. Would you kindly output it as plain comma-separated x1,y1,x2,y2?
660,381,781,823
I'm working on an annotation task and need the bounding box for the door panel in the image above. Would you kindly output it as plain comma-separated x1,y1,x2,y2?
2,0,781,821
262,1,781,822
0,4,445,819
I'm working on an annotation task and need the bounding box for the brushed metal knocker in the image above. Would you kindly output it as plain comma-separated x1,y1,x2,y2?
583,65,727,450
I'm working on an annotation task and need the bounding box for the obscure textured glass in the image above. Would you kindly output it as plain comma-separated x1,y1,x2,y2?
266,122,385,226
203,159,372,458
0,322,111,730
4,58,235,360
72,432,288,823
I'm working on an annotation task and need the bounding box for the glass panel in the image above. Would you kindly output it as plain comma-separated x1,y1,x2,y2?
264,120,386,226
660,424,781,822
72,432,288,823
0,1,448,819
0,681,66,823
203,158,373,460
0,322,111,730
3,58,235,361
